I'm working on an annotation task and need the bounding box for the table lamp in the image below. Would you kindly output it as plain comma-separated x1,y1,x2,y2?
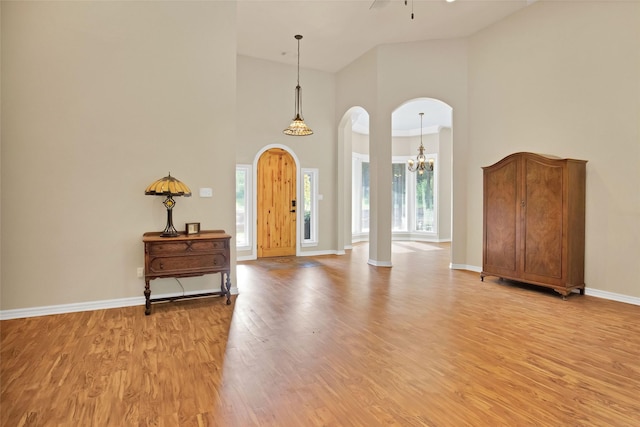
145,173,191,237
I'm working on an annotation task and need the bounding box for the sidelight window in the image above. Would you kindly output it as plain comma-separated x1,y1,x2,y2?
302,168,319,246
235,165,252,250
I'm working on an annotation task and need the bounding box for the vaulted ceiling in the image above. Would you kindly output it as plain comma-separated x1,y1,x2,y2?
237,0,532,73
236,0,533,133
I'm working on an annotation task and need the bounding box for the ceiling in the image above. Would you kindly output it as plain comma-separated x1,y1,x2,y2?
236,0,533,134
237,0,532,73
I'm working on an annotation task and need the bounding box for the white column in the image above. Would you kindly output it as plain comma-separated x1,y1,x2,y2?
368,110,393,267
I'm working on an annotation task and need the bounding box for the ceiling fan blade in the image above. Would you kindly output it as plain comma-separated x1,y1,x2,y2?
370,0,391,10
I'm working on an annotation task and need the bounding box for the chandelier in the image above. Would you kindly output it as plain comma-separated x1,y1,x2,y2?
407,112,434,175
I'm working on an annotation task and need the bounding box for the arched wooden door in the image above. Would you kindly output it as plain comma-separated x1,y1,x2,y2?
257,148,297,257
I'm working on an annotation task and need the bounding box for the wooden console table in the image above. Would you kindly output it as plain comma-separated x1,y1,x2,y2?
142,230,232,315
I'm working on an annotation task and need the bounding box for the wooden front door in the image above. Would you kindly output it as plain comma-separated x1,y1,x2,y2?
257,148,297,257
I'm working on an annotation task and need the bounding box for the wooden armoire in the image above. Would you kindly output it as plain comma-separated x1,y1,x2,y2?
481,152,587,298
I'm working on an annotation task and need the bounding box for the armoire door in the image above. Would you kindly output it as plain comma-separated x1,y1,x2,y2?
257,148,297,257
521,156,564,285
483,155,521,279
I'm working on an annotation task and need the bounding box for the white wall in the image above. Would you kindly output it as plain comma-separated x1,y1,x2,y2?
468,1,640,297
438,128,452,241
1,2,237,310
352,132,370,155
335,51,380,257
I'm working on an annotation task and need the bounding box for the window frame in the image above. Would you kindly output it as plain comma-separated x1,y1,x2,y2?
301,168,319,247
412,156,438,235
235,164,252,251
351,153,368,240
352,153,438,241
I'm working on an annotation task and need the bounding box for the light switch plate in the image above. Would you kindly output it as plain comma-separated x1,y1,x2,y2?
199,187,213,197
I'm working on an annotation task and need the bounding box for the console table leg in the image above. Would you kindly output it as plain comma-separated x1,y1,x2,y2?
225,272,232,305
144,280,151,315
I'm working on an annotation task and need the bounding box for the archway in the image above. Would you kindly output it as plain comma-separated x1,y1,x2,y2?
337,106,369,255
337,99,453,265
391,98,453,244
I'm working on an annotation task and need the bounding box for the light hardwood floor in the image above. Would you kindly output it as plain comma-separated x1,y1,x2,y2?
2,242,639,426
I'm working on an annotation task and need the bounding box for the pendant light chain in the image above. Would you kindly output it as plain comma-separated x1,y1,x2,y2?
296,35,301,118
297,36,300,87
418,112,424,151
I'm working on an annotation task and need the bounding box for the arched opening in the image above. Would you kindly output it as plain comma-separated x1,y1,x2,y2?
337,99,453,264
337,106,369,254
391,98,453,244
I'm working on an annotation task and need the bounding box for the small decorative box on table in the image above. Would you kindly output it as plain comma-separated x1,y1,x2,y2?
142,230,232,315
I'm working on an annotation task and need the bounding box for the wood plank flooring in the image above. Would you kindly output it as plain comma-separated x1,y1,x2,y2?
2,242,639,426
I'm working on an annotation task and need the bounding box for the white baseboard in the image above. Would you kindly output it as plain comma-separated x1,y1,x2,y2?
451,263,482,272
0,297,142,320
368,259,393,267
585,288,640,306
0,287,239,320
392,235,451,243
299,249,341,257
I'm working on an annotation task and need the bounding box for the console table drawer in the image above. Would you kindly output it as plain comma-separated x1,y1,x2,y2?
147,240,225,255
148,253,228,275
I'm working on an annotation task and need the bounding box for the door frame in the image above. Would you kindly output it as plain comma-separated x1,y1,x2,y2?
249,144,301,260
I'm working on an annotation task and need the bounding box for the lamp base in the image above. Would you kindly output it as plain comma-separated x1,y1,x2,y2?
160,196,179,237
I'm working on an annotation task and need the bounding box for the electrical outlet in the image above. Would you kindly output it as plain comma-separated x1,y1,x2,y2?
137,267,144,278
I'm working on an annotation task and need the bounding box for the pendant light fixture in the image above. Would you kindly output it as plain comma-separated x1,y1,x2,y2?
407,113,435,175
284,34,313,136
